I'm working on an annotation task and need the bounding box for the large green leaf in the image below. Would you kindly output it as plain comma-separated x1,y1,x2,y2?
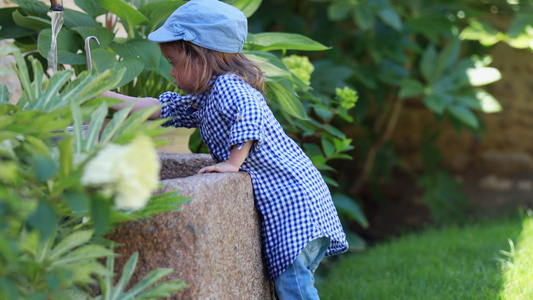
91,48,144,87
72,26,115,49
0,8,34,39
96,0,149,28
9,0,49,17
332,193,369,228
38,28,86,65
12,10,50,32
110,39,160,72
227,0,262,18
75,0,108,17
246,32,330,51
265,80,307,119
63,8,100,28
244,51,292,80
139,1,186,30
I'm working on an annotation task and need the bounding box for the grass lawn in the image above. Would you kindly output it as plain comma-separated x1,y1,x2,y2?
317,214,533,300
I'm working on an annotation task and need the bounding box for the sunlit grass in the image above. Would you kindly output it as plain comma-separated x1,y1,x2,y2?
501,214,533,299
318,215,530,300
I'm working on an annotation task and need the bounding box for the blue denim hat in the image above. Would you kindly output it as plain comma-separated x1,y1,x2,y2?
148,0,247,53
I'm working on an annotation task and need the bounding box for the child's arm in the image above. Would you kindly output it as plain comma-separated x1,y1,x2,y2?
101,91,161,120
198,140,254,174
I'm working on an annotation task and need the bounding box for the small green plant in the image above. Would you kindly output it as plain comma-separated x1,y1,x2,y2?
500,212,533,299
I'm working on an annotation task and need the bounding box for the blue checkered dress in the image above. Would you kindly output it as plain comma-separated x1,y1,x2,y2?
159,74,348,279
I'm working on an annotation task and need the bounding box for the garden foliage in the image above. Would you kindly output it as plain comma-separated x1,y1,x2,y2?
250,0,533,222
0,42,188,299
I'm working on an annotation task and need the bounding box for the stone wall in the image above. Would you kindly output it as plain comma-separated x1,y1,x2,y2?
107,154,275,300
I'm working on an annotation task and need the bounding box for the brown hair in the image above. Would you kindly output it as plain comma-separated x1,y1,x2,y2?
160,40,265,94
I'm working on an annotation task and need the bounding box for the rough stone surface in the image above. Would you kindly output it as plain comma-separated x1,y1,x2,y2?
107,154,275,300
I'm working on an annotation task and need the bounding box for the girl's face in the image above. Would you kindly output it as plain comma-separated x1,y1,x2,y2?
162,47,199,94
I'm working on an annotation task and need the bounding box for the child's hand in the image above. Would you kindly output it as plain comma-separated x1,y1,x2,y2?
198,162,239,174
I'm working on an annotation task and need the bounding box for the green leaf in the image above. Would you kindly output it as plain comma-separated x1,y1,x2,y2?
49,230,94,260
9,0,49,16
112,252,139,299
37,70,73,111
12,10,50,32
246,32,330,52
423,94,447,114
244,51,292,80
126,267,179,298
332,193,369,228
399,79,425,98
139,1,186,30
54,244,115,266
327,2,352,21
135,280,187,299
57,135,73,179
96,0,149,28
99,102,133,144
377,7,402,31
420,45,437,83
91,196,112,236
353,5,375,31
0,84,9,103
31,154,57,182
27,201,58,241
83,102,108,152
72,26,115,49
62,190,90,215
322,138,335,158
265,80,307,119
63,8,100,28
38,29,86,65
322,124,346,139
75,0,108,17
111,39,161,72
229,0,262,18
448,104,479,128
0,8,34,39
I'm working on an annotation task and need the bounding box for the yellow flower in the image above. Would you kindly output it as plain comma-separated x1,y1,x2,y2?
81,135,161,210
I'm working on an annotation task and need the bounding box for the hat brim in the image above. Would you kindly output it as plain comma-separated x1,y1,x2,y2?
148,27,184,43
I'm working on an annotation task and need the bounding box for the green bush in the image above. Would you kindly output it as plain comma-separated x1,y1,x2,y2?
317,214,532,299
250,0,533,223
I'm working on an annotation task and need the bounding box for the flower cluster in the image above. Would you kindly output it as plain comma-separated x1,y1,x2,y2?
81,134,161,210
335,86,358,110
282,54,315,86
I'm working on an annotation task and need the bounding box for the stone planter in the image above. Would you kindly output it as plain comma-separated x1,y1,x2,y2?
106,154,274,300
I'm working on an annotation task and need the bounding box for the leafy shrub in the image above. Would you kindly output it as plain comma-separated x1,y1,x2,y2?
0,43,187,299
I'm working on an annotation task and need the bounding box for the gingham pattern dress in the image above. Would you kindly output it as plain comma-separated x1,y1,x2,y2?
159,74,348,279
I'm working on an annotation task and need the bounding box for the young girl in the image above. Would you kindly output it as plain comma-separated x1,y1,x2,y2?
102,0,348,298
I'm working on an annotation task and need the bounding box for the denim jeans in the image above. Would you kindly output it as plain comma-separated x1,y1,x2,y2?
274,237,330,300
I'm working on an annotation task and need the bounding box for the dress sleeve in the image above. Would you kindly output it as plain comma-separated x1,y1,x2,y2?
214,75,264,153
159,91,199,128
